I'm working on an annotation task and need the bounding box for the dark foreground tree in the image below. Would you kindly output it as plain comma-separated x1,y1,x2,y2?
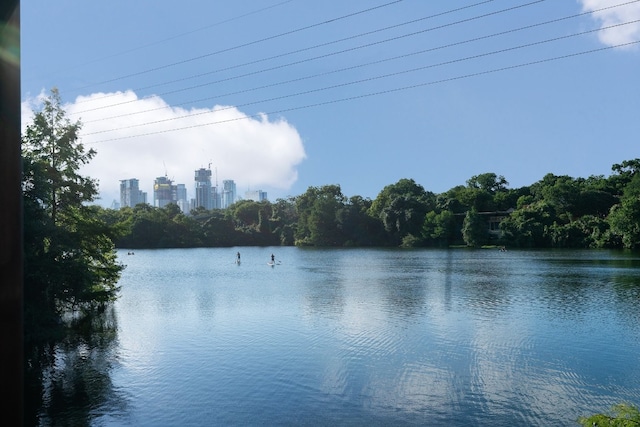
22,88,123,341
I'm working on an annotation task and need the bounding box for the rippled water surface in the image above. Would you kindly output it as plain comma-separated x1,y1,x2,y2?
41,248,640,426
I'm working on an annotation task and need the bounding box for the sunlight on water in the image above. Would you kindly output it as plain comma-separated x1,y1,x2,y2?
38,248,640,426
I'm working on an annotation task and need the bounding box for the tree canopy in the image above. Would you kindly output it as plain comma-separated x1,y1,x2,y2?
22,88,124,342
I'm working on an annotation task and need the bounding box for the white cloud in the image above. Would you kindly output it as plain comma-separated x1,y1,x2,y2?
22,90,306,207
579,0,640,48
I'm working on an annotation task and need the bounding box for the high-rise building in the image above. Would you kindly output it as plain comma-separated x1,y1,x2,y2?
212,186,220,209
194,167,214,210
221,179,236,209
244,190,268,202
120,178,147,208
176,183,188,213
153,176,176,208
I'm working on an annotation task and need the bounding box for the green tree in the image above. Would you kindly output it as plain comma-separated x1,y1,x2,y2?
293,186,321,244
422,210,457,247
442,173,511,213
230,199,274,236
123,203,170,248
22,88,123,340
160,203,196,247
577,403,640,426
573,189,617,218
531,174,582,221
607,173,640,249
436,186,466,213
493,186,527,212
23,88,96,225
461,207,487,247
270,197,297,245
466,172,508,193
337,195,383,246
200,210,237,247
295,185,346,246
231,199,263,228
609,158,640,194
547,215,611,248
499,201,555,247
369,178,435,245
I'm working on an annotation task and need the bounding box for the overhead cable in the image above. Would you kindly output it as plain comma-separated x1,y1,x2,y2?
82,38,640,144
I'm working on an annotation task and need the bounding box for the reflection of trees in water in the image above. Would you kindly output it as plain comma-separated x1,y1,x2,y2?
24,305,129,426
454,256,512,318
380,273,428,318
537,258,640,322
612,274,640,332
376,252,430,318
537,271,599,321
443,250,453,311
302,267,346,318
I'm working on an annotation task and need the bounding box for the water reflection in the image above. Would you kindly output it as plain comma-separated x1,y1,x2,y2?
301,254,346,319
380,274,428,319
27,248,640,426
442,249,454,311
25,306,128,426
611,273,640,337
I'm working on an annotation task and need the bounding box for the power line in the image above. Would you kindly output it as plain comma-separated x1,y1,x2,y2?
82,38,640,145
29,0,296,89
82,18,639,134
78,0,637,124
72,0,499,107
72,0,543,115
86,0,297,62
67,0,405,94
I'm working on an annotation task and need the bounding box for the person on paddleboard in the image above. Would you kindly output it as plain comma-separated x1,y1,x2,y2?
236,252,241,263
271,253,275,263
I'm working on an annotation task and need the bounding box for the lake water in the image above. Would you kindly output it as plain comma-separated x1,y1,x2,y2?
33,247,640,426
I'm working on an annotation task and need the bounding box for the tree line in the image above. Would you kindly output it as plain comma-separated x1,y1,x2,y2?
98,160,640,251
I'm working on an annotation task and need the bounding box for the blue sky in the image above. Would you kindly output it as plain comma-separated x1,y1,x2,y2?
21,0,640,206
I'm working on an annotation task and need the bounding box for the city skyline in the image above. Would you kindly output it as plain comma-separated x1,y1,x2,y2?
118,165,266,212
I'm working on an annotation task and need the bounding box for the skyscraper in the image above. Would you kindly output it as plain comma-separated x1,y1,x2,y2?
153,176,176,208
176,184,188,213
120,178,147,208
222,179,236,209
194,167,214,210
